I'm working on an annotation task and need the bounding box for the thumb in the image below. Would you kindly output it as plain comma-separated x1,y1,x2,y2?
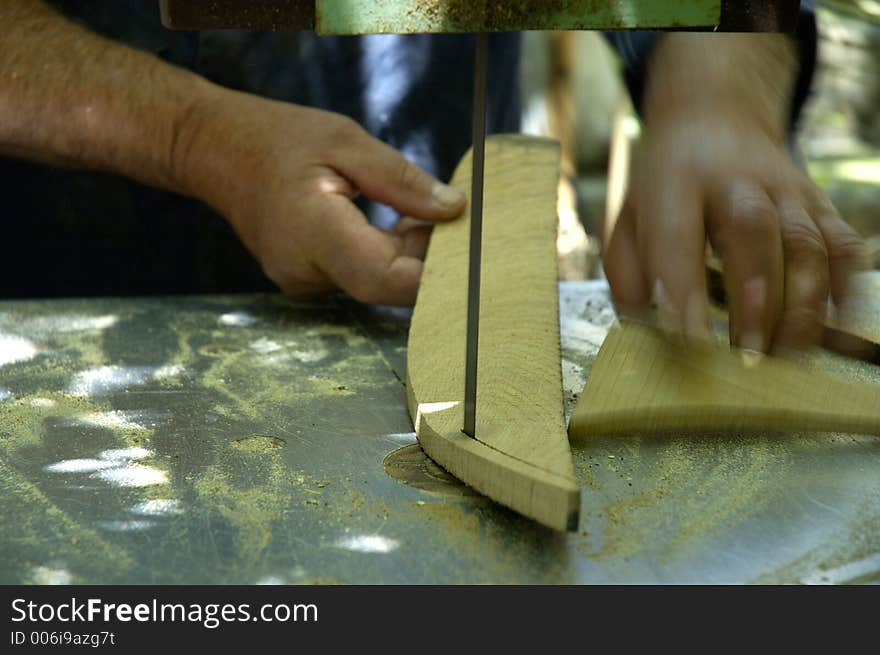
331,132,466,222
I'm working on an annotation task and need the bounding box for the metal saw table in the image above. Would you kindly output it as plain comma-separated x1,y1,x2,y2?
1,281,878,584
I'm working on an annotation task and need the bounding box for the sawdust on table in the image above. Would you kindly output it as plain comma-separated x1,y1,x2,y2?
0,460,135,583
401,497,572,583
188,317,381,423
190,432,396,573
231,434,286,453
574,434,791,562
754,499,880,584
0,385,165,583
571,287,880,563
0,309,173,582
412,501,482,548
0,392,102,450
0,296,418,584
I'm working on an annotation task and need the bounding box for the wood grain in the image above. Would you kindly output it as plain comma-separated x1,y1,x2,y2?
569,319,880,440
406,135,580,531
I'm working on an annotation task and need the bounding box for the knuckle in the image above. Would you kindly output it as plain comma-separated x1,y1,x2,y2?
782,221,828,262
826,227,868,265
716,185,777,247
395,158,422,193
728,197,777,237
332,114,360,138
325,116,363,154
810,199,870,263
780,303,826,338
789,268,830,308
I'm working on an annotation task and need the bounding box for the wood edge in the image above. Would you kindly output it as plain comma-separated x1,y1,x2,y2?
453,134,561,172
569,405,880,441
406,382,580,532
405,133,578,531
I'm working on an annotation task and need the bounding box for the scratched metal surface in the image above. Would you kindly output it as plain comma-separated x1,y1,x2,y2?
1,281,878,584
314,0,721,34
158,0,723,32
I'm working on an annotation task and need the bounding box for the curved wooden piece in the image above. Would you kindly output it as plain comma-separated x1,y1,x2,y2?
406,135,580,531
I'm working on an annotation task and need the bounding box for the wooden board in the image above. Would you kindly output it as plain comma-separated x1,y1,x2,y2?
569,319,880,440
406,135,580,531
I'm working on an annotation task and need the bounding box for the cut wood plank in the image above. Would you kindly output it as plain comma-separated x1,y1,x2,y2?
406,134,580,531
569,319,880,440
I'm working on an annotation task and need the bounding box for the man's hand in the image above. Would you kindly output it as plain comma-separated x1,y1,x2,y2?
604,34,869,354
179,91,465,306
1,1,464,306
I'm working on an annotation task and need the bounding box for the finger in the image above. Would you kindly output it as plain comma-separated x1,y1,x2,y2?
639,178,712,341
806,194,873,358
331,133,466,222
808,194,870,308
771,198,830,353
707,182,784,352
603,196,651,317
394,218,433,260
312,167,360,200
312,195,424,306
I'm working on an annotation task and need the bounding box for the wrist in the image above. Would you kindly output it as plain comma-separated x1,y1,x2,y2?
643,33,798,144
157,72,231,201
176,85,281,249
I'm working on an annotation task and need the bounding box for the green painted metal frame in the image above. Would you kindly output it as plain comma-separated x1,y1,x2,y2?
160,0,724,32
314,0,721,34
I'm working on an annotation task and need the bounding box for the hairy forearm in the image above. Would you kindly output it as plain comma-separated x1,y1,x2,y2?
0,0,216,196
643,34,798,144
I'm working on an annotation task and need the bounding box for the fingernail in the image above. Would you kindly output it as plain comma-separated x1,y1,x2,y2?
651,278,670,309
740,329,764,353
652,279,680,336
685,290,712,342
432,182,466,209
